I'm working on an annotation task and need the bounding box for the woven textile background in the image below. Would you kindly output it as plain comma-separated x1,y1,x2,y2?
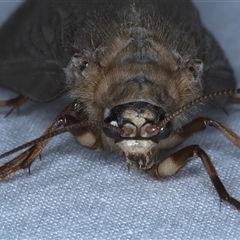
0,1,240,239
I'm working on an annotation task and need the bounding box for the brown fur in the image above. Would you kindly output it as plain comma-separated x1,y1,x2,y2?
67,2,205,134
71,38,202,125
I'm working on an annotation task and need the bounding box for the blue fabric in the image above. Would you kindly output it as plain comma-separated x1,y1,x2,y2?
1,1,240,239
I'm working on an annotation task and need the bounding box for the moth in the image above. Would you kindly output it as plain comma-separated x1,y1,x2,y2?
0,0,240,210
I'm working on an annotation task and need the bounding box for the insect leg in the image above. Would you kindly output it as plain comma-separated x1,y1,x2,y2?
63,115,101,150
0,95,28,117
159,117,240,150
0,103,75,180
146,145,240,210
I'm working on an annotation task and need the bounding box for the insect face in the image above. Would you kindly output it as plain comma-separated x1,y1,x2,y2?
1,0,240,211
102,101,172,169
63,24,204,169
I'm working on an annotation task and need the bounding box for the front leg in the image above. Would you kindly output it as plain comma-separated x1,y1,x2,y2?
0,103,75,180
0,95,28,117
146,145,240,210
159,117,240,149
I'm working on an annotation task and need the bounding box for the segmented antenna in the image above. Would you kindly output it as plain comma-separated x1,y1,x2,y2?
157,88,240,128
0,121,123,159
1,88,240,159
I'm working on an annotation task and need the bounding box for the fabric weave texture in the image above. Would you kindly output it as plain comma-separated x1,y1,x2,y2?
0,1,240,239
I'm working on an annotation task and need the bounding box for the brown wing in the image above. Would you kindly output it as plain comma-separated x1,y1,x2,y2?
0,0,96,102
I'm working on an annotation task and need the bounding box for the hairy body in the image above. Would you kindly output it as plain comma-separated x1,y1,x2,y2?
0,0,239,210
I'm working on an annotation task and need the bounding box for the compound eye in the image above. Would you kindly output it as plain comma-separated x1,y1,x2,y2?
79,60,89,72
72,54,89,76
155,122,172,141
103,113,121,139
